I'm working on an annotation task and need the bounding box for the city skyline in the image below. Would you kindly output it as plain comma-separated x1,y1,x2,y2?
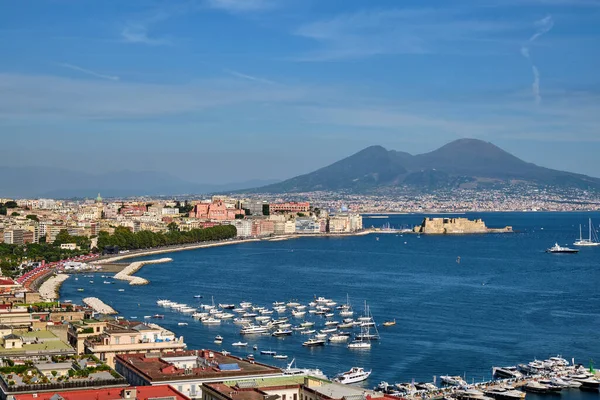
1,0,600,182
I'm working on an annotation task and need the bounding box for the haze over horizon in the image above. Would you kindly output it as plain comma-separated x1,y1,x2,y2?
1,0,599,184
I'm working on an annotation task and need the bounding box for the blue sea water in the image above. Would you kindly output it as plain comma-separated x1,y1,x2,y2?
60,212,600,399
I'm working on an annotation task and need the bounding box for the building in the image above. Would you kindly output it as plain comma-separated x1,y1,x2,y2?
230,220,252,238
273,221,296,235
191,202,244,221
295,218,320,234
240,200,266,216
81,321,186,367
10,385,191,400
3,229,24,245
0,329,75,358
269,202,310,214
115,350,284,400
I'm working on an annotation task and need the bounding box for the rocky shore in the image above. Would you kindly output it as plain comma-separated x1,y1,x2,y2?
83,297,117,314
114,258,173,285
38,274,70,301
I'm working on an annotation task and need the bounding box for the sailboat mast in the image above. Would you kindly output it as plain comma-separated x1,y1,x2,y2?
589,218,592,241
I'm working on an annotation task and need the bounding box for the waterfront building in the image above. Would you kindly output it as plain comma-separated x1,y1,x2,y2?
81,321,186,368
9,385,191,400
295,218,320,234
0,329,75,358
273,220,296,235
269,202,310,214
115,350,284,400
191,202,244,221
202,376,394,400
240,200,267,216
230,220,252,238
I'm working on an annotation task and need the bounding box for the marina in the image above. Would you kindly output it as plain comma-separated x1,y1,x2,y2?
59,212,600,390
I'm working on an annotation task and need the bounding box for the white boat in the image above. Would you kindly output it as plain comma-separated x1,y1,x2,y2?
272,329,293,336
302,338,326,347
232,341,248,346
177,322,188,326
300,321,314,327
219,303,235,309
315,297,332,304
118,289,125,292
261,349,277,355
214,335,223,343
325,320,339,326
201,317,221,325
287,301,301,308
274,306,287,313
348,340,371,349
240,325,269,334
333,367,372,384
329,334,349,342
143,315,151,319
233,318,252,325
192,312,209,319
354,301,380,341
314,333,328,339
546,243,579,253
574,218,600,246
283,358,328,380
273,354,288,359
219,313,235,319
194,294,202,298
440,375,468,387
292,310,306,317
240,301,252,308
301,329,316,335
320,328,337,334
273,301,285,306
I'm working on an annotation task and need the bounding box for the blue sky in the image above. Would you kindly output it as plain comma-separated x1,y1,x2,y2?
1,0,599,182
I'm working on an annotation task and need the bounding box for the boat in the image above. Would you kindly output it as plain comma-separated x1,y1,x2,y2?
240,325,268,334
272,329,293,337
240,301,252,308
283,358,328,380
314,333,327,339
300,321,315,327
118,288,125,292
516,363,538,375
492,366,523,379
292,310,306,317
143,315,151,319
194,295,202,298
214,335,223,343
328,334,349,342
232,341,248,347
273,301,285,306
523,381,554,393
574,218,600,246
325,320,339,326
347,340,371,349
260,350,277,355
333,367,372,384
415,382,438,391
440,375,468,387
219,303,236,309
338,322,354,329
484,387,526,400
302,338,326,347
382,319,396,327
320,328,337,334
77,288,84,292
273,354,288,359
201,317,221,325
354,301,380,340
546,243,579,253
151,314,164,319
301,329,316,335
573,377,600,390
177,322,188,326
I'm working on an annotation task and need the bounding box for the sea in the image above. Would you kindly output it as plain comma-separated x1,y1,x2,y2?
59,212,600,400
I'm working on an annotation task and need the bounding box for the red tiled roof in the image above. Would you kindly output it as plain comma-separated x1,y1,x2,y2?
12,384,191,400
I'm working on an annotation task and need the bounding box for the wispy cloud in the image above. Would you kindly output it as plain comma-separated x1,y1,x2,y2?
224,69,276,85
294,8,520,61
121,23,171,46
205,0,274,13
58,63,120,81
520,15,554,104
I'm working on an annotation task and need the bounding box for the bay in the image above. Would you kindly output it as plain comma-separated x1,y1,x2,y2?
60,212,600,399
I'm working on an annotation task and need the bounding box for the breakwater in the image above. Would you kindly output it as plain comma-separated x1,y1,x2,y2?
83,297,117,314
38,274,70,301
113,258,173,285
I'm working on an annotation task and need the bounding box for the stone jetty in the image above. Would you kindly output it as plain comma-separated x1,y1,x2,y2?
83,297,117,314
38,274,70,301
113,258,173,285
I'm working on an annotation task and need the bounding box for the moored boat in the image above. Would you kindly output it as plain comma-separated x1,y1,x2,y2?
333,367,372,384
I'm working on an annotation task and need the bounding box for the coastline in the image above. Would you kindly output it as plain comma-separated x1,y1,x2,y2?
113,258,173,285
38,273,70,301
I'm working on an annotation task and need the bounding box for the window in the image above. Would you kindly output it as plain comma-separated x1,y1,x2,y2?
294,394,297,400
131,336,135,344
283,395,286,400
115,336,120,344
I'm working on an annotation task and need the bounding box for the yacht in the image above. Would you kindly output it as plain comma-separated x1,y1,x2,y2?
574,218,600,246
314,333,328,339
301,329,316,335
272,329,293,337
240,302,252,308
283,358,328,380
260,350,277,355
214,335,223,344
484,387,526,400
347,340,371,349
333,367,372,384
273,354,288,360
292,310,306,318
523,381,556,393
492,366,523,379
232,341,248,347
240,325,269,334
546,243,579,253
201,317,221,325
328,334,349,342
302,338,326,347
440,375,468,387
273,301,285,306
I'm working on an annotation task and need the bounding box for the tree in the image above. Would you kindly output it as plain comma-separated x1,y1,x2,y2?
167,222,178,232
4,201,17,209
262,204,270,216
235,214,245,219
10,212,19,217
26,215,39,222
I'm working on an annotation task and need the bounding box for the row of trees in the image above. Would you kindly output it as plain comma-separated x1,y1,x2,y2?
96,225,237,252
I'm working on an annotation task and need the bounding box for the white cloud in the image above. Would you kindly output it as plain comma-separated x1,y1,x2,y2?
224,69,277,85
205,0,274,13
121,23,171,46
294,8,519,61
520,15,554,104
58,63,120,81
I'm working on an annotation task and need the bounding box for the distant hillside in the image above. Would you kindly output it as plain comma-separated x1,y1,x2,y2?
254,138,600,193
0,167,279,198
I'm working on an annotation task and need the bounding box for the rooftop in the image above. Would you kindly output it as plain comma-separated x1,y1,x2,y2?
116,350,282,382
307,383,385,400
11,384,190,400
206,383,269,400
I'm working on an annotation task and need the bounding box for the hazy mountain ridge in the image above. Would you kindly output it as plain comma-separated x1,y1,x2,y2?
253,138,600,193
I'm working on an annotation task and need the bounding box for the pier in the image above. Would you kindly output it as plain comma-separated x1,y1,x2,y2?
113,257,173,285
38,273,70,301
83,297,117,314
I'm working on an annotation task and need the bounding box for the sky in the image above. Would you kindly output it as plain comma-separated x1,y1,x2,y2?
1,0,599,183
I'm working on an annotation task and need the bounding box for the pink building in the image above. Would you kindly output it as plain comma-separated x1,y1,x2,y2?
190,201,244,221
269,202,310,213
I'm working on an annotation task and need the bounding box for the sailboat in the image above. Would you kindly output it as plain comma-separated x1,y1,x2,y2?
348,301,378,349
574,218,600,246
339,294,353,317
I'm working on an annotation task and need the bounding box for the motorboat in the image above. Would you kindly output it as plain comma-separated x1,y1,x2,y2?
415,382,438,391
232,341,248,347
240,302,252,308
219,303,235,309
383,319,396,327
260,350,277,355
300,321,314,327
333,367,372,384
516,363,538,375
201,317,221,325
546,243,579,253
193,295,202,298
548,356,570,366
273,354,288,359
523,381,555,393
283,358,328,380
328,334,349,342
233,318,252,325
151,314,164,319
484,387,526,400
273,301,285,306
314,333,327,339
440,375,468,386
301,329,316,335
492,366,523,379
320,328,337,334
347,340,371,349
302,338,326,347
338,322,354,329
177,322,188,326
287,301,301,308
214,335,223,343
325,320,339,326
240,325,268,334
292,310,306,317
272,329,293,337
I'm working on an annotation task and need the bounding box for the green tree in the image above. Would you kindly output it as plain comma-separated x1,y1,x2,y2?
262,204,270,216
10,212,19,217
167,222,178,232
235,214,245,219
26,215,39,222
4,201,17,208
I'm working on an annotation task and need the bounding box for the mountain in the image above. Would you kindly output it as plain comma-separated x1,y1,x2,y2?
0,167,279,198
253,138,600,193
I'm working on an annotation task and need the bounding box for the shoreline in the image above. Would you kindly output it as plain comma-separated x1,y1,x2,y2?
83,297,117,314
38,273,70,301
113,258,173,285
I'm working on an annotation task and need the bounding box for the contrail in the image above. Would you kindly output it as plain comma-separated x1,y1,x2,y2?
521,15,553,104
59,63,120,81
